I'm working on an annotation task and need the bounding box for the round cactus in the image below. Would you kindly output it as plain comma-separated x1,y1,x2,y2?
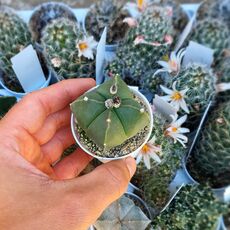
41,18,96,80
29,2,77,42
84,0,130,44
0,6,32,92
187,101,230,188
71,75,151,153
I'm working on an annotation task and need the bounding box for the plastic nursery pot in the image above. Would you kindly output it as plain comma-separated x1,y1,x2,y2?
0,69,52,99
29,2,77,42
71,86,153,162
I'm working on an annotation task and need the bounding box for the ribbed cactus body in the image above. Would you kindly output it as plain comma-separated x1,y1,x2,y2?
85,0,130,44
172,64,216,126
0,96,16,119
29,2,77,42
152,185,228,230
107,6,173,87
71,75,150,151
94,195,151,230
188,102,230,188
41,18,95,80
0,7,32,92
191,19,230,58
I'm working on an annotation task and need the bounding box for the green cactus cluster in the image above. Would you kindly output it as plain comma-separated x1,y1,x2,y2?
187,101,230,188
152,185,228,230
29,2,77,42
41,18,96,80
0,7,32,92
85,0,130,45
106,5,174,87
71,75,150,156
94,194,151,230
0,96,16,119
191,18,230,58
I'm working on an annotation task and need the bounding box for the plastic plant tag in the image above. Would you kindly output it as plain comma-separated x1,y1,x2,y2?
183,41,214,68
174,12,196,52
96,27,107,85
161,184,184,213
153,95,177,122
11,45,46,93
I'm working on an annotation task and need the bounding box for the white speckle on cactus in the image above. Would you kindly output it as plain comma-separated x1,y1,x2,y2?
110,84,118,95
106,118,111,123
83,96,89,102
51,57,62,68
216,117,225,124
140,108,145,113
76,36,97,60
105,99,114,109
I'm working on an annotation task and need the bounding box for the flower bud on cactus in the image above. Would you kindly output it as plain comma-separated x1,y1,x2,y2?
94,194,151,230
41,18,96,80
71,75,150,154
0,7,32,92
187,101,230,188
0,96,16,119
152,185,228,230
106,6,174,87
85,0,130,44
29,2,77,42
191,18,230,58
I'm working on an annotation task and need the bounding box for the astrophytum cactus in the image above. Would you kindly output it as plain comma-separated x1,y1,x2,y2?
70,75,151,156
94,194,151,230
0,96,16,119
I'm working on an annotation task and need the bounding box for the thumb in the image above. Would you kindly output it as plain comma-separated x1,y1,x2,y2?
64,157,136,228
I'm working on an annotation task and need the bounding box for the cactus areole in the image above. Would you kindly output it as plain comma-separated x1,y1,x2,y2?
70,75,151,158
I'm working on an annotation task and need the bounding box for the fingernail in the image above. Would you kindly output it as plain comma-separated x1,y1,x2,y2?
125,157,136,178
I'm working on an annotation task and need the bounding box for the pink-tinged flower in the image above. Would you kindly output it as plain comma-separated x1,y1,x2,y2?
160,81,189,114
51,57,62,68
165,114,190,148
164,35,173,45
123,17,138,28
154,49,185,77
166,6,173,17
132,137,162,169
134,35,173,47
76,36,98,60
134,35,145,45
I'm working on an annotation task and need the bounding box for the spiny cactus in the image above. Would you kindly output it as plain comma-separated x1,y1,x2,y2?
0,7,32,92
152,185,228,230
71,75,150,156
106,6,174,87
85,0,130,44
41,18,96,80
94,194,151,230
29,2,77,42
0,96,16,119
187,101,230,188
191,18,230,58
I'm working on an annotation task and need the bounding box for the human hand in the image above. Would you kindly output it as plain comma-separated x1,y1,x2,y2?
0,79,136,230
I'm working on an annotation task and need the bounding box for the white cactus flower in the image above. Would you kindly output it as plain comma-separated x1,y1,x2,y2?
160,81,190,114
165,114,190,148
76,36,98,60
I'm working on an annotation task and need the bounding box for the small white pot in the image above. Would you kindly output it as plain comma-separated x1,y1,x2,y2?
71,87,153,161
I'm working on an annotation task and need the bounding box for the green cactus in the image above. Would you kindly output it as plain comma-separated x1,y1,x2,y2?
191,18,230,58
152,185,228,230
71,75,150,155
106,6,174,87
94,194,151,230
0,7,32,92
84,0,130,44
41,18,96,80
187,101,230,188
224,206,230,228
29,2,77,42
0,96,16,119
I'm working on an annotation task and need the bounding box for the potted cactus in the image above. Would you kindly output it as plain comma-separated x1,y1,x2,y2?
151,185,228,230
41,18,97,81
93,193,151,230
84,0,130,49
70,75,153,160
0,96,16,119
186,101,230,189
0,6,51,97
29,2,77,42
106,5,174,88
